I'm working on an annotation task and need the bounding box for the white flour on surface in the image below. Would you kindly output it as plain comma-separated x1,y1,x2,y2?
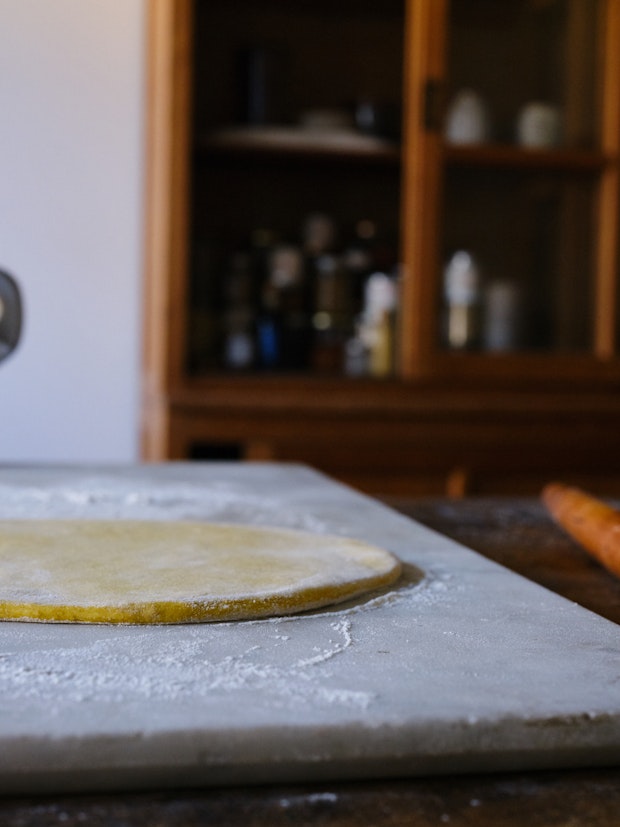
0,478,333,534
0,618,369,710
0,570,451,716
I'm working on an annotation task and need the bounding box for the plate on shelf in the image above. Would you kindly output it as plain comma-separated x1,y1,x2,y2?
208,125,397,155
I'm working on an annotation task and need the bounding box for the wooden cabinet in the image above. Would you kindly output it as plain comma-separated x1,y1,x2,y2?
403,0,620,380
142,0,620,497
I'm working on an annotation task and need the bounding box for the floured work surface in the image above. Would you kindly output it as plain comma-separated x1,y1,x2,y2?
0,463,619,794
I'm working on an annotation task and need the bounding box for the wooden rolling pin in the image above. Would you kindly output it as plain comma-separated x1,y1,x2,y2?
542,482,620,579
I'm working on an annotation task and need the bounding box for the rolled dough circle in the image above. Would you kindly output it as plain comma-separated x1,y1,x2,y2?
0,520,402,624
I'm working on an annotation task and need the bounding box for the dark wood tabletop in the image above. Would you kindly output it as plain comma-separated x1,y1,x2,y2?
2,496,619,826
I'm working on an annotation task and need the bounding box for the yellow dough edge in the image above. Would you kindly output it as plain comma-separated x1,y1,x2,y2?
0,563,400,624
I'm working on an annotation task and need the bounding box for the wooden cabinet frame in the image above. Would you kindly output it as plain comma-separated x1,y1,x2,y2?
142,0,620,496
142,0,193,459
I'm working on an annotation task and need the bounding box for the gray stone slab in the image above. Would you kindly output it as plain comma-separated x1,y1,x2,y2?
0,463,619,794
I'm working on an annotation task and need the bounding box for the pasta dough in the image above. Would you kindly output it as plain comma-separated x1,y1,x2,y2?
0,520,401,624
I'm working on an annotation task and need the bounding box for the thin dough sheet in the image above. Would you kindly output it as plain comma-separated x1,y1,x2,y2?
0,520,402,624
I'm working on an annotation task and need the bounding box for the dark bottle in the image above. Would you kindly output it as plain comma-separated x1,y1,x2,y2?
268,243,311,370
250,229,282,370
256,280,282,370
237,45,284,125
221,252,256,371
311,253,353,373
342,218,377,317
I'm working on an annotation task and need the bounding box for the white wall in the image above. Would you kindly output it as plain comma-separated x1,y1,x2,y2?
0,0,145,462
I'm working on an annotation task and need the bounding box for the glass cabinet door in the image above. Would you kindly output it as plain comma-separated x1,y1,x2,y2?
434,0,618,360
188,0,405,379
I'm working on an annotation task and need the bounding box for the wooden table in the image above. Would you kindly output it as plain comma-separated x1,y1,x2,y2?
2,497,619,826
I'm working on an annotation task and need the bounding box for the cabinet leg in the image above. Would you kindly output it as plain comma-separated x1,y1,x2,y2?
245,441,276,461
446,466,470,498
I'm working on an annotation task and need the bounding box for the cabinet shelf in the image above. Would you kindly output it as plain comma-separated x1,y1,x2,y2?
172,369,620,413
198,128,401,165
444,144,609,174
185,347,620,389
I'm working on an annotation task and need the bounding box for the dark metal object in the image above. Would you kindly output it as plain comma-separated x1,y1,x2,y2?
237,45,284,125
0,270,22,364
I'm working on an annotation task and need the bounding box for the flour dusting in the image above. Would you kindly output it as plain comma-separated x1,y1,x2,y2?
0,617,375,713
0,478,333,534
0,568,452,722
